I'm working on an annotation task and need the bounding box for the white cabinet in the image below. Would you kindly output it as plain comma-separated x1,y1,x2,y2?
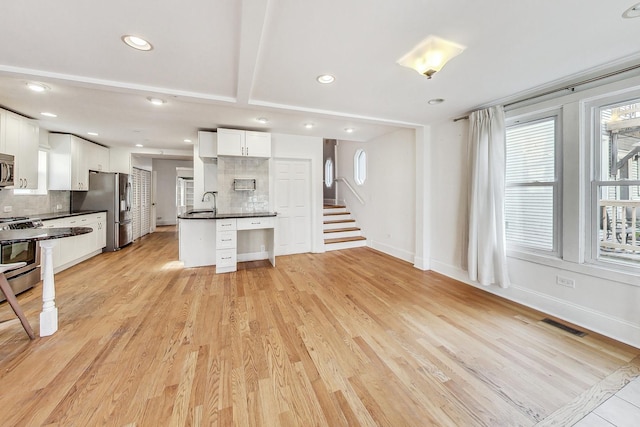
217,128,271,158
0,110,39,189
49,134,105,190
216,219,237,273
198,131,218,158
178,218,216,267
41,212,107,273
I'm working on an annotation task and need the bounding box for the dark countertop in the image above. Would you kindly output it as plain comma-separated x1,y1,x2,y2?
178,211,277,220
36,210,107,221
0,227,93,244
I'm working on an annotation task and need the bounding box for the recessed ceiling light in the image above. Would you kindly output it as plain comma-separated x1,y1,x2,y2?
87,132,99,136
26,82,49,92
428,98,445,105
344,127,354,133
317,74,335,84
41,112,57,117
135,144,144,148
184,139,192,143
623,2,640,18
147,97,166,105
256,117,269,124
122,35,153,51
304,123,315,129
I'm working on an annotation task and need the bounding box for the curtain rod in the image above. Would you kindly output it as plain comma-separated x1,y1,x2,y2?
452,62,640,122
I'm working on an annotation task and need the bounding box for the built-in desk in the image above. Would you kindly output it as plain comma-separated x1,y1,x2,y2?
178,212,276,272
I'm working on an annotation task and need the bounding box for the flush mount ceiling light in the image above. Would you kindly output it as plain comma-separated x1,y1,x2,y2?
344,127,355,133
428,98,445,105
87,132,99,136
41,112,57,117
316,74,335,84
122,35,153,51
397,35,466,79
135,144,144,148
184,139,192,143
26,82,49,92
304,123,314,129
623,2,640,18
256,117,269,124
147,97,166,105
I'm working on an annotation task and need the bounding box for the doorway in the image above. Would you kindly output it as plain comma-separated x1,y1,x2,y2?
323,139,337,205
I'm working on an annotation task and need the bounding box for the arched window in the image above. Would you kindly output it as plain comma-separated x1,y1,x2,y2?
354,149,367,185
324,158,334,188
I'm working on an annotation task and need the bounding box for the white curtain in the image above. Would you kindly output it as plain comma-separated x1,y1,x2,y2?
467,106,510,288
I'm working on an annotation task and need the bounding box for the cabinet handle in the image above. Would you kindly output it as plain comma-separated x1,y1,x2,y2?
222,239,232,242
221,256,231,260
251,222,260,225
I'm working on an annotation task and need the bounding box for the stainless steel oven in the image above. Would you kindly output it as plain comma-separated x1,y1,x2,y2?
0,217,43,302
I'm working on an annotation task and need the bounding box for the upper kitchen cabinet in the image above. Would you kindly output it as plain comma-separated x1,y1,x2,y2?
198,131,217,158
0,109,39,189
49,134,108,191
217,128,271,158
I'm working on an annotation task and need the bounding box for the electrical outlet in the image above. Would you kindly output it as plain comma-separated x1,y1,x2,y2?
556,275,575,288
56,204,62,210
3,205,12,213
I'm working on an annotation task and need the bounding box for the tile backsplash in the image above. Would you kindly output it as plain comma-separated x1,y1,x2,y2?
217,157,270,213
0,190,69,219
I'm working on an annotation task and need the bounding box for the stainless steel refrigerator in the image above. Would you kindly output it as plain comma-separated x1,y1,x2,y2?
72,172,133,251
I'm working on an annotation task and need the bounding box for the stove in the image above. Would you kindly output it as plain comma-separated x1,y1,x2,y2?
0,216,42,302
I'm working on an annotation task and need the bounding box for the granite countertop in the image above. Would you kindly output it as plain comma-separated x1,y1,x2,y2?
178,211,277,220
36,210,107,221
0,227,93,244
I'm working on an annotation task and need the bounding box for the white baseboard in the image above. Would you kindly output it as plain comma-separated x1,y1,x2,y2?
369,240,414,264
430,260,640,349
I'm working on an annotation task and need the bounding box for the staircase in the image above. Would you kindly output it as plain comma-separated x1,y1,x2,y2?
323,204,367,251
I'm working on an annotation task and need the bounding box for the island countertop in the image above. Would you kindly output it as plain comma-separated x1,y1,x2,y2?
178,211,277,220
0,227,94,244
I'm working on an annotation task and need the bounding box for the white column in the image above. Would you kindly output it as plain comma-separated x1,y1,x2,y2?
414,125,431,270
39,240,58,336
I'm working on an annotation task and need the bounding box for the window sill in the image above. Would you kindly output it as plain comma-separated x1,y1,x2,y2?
506,249,640,287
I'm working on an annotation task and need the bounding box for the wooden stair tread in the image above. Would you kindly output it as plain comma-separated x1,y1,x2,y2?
324,227,360,233
323,204,346,209
324,211,350,216
324,236,367,244
324,219,356,224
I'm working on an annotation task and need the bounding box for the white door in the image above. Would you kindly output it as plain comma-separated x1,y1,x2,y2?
132,168,141,240
275,159,311,255
141,169,151,236
151,171,157,232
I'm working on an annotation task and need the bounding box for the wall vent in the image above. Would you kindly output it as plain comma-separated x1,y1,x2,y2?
541,318,587,337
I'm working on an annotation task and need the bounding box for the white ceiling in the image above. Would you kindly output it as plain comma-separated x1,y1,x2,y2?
1,0,640,153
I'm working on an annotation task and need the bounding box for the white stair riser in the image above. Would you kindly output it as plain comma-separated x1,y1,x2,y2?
323,221,356,230
323,208,348,215
323,230,361,239
325,239,367,251
323,213,352,222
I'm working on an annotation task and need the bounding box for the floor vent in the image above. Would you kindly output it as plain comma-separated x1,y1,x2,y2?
541,318,587,337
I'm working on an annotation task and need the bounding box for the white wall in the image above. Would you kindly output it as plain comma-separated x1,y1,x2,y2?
336,128,416,263
152,158,194,225
271,133,324,253
429,74,640,348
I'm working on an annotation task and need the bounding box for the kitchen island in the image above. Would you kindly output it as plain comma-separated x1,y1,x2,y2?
178,211,276,272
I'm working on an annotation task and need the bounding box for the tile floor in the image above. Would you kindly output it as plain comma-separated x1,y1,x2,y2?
574,377,640,426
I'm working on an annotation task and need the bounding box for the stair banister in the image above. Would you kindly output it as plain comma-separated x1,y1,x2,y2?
336,177,365,205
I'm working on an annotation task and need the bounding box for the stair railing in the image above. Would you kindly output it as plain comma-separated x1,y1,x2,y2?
336,177,365,205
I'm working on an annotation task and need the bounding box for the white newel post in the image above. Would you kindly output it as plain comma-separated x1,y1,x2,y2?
39,240,58,336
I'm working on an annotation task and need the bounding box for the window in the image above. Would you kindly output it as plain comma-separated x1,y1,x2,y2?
505,114,561,253
13,150,48,196
592,98,640,266
324,158,334,188
354,149,366,185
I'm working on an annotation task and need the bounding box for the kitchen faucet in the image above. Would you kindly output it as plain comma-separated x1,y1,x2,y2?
202,191,218,213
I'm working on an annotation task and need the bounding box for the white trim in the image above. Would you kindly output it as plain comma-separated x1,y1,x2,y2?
369,240,414,264
430,259,640,349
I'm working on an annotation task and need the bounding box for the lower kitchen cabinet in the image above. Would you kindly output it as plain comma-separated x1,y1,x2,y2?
41,212,107,273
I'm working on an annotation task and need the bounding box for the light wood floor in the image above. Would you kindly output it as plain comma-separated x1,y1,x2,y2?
1,226,639,426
